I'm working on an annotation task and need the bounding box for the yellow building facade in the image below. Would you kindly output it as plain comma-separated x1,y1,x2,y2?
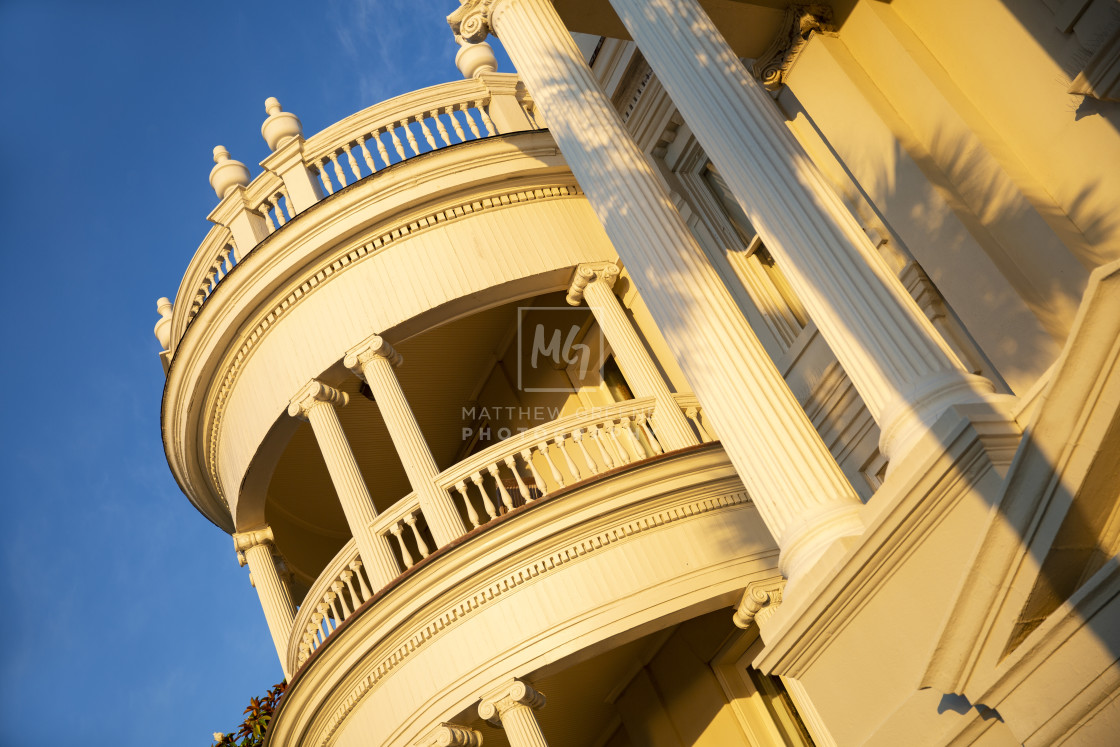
156,1,1120,744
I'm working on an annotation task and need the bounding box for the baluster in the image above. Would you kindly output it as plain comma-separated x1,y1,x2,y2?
325,591,343,627
299,639,310,664
331,581,352,618
433,113,451,146
331,152,347,187
349,559,371,603
311,612,326,643
477,105,496,136
636,413,663,455
387,124,407,159
279,186,295,220
455,481,481,528
555,434,583,481
685,406,713,442
573,428,599,475
504,455,532,503
607,422,632,465
345,143,361,181
488,463,514,511
318,159,335,195
404,512,430,557
620,416,645,459
447,107,467,142
591,426,615,470
389,523,414,568
358,135,377,172
317,602,335,633
373,130,391,166
261,203,277,232
520,448,548,497
418,116,437,149
460,104,481,138
536,442,565,489
304,625,319,651
522,102,540,129
340,569,360,611
272,194,287,226
400,118,420,155
471,471,498,521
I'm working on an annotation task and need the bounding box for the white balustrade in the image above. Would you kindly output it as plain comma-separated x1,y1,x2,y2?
289,539,374,670
285,395,717,674
165,75,539,357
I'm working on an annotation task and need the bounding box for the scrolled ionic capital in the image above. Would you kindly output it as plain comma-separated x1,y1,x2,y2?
565,262,621,306
412,723,483,747
448,0,497,44
232,526,276,566
478,678,546,724
287,379,349,420
343,334,403,374
733,577,786,629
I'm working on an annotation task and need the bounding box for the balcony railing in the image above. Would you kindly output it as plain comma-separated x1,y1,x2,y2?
287,393,717,672
167,74,541,354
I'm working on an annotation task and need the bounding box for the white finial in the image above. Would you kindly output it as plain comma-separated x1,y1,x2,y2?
154,297,173,351
261,97,303,151
208,145,251,199
455,41,498,79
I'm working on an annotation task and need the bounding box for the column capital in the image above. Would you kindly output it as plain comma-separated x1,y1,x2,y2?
479,678,546,724
733,576,786,629
287,379,349,420
232,526,275,566
448,0,497,44
565,262,621,306
343,334,403,373
412,723,483,747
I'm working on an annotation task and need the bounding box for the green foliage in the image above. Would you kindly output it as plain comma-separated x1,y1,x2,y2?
211,682,286,747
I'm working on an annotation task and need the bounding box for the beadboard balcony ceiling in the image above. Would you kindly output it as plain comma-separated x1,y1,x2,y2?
265,295,553,586
556,0,793,58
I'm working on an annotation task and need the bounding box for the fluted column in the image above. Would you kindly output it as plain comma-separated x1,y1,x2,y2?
412,722,483,747
344,335,466,547
567,263,697,451
448,0,863,582
479,679,548,747
233,527,295,680
288,380,399,590
606,0,1007,463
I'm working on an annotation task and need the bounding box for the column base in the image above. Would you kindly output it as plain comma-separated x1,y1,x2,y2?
878,370,1015,469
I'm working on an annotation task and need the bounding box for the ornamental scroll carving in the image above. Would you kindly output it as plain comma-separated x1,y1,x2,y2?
448,0,496,44
751,5,833,92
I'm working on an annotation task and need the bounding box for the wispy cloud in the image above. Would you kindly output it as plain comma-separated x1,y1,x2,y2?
326,0,461,105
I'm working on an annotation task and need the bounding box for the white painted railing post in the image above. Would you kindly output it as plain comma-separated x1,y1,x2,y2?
288,380,399,591
566,263,698,451
479,72,536,133
345,335,466,548
207,146,268,261
260,97,324,213
448,0,864,584
232,526,295,680
605,0,1010,464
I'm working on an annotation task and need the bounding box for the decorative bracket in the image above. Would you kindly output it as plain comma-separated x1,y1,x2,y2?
750,5,833,92
733,577,787,629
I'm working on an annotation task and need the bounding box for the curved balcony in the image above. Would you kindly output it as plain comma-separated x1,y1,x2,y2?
165,73,540,357
285,393,719,676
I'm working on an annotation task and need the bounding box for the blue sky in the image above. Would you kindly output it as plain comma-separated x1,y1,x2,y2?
0,2,511,744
